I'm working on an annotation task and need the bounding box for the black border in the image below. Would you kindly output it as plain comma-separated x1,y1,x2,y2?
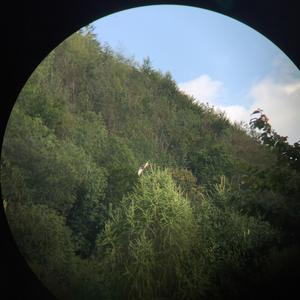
1,1,299,299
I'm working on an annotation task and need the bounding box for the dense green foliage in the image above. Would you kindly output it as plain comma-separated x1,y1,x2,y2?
1,28,300,299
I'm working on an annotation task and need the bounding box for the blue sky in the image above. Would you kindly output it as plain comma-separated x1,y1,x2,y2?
92,5,300,143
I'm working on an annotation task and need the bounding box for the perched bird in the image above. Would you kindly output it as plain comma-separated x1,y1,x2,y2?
138,161,150,176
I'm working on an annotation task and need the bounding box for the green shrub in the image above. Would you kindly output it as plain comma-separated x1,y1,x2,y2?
5,202,76,299
96,167,206,300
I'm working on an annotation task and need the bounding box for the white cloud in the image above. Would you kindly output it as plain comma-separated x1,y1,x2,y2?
177,67,300,144
283,81,300,95
248,77,300,143
178,74,223,105
178,74,250,125
218,105,250,124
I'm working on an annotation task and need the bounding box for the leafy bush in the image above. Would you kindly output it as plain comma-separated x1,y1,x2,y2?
96,167,205,300
5,202,76,299
194,177,277,299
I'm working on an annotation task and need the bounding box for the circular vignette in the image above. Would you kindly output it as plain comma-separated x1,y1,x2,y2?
1,1,299,299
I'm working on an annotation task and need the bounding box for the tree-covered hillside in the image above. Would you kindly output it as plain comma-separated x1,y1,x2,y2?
1,28,300,300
